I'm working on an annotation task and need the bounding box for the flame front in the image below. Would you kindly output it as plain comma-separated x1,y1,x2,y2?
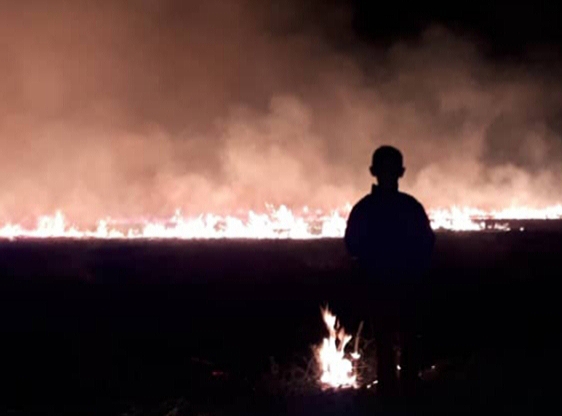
315,306,359,389
0,204,561,240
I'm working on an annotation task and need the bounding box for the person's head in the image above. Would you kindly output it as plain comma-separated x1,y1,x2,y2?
369,145,405,189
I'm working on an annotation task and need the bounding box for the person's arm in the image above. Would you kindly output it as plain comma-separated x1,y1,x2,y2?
416,204,435,266
344,204,364,258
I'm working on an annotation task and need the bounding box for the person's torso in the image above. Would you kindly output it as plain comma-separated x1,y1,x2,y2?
352,190,428,275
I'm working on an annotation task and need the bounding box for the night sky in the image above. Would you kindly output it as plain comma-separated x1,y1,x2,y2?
354,1,562,53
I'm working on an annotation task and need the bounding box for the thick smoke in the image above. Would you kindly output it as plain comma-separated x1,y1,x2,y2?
0,0,561,225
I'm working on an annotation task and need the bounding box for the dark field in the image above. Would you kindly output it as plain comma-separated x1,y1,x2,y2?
1,226,561,415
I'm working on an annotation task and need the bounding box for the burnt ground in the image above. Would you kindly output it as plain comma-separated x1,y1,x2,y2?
0,226,561,415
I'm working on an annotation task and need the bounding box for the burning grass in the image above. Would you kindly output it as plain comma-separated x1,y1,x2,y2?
260,305,379,396
315,306,360,389
1,204,562,240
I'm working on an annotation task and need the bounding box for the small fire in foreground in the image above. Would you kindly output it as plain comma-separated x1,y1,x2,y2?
315,306,360,389
0,204,561,240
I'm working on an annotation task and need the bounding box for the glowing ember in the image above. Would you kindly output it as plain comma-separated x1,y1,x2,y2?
0,204,561,240
315,306,359,389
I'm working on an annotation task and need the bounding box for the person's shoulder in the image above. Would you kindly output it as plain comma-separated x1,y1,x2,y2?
397,191,427,211
350,194,374,214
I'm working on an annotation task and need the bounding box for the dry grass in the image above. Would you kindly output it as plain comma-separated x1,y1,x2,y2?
260,331,379,396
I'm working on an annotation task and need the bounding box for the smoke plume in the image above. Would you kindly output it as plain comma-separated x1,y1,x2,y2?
1,0,561,224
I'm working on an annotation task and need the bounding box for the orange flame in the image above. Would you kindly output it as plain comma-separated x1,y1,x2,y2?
0,204,561,240
315,306,359,389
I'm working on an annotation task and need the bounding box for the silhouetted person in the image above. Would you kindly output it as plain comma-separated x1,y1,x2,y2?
345,145,435,398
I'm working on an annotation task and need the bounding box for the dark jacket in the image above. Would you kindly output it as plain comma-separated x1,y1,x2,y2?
345,185,435,281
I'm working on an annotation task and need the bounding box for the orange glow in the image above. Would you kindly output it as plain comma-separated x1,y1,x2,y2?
0,204,561,240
